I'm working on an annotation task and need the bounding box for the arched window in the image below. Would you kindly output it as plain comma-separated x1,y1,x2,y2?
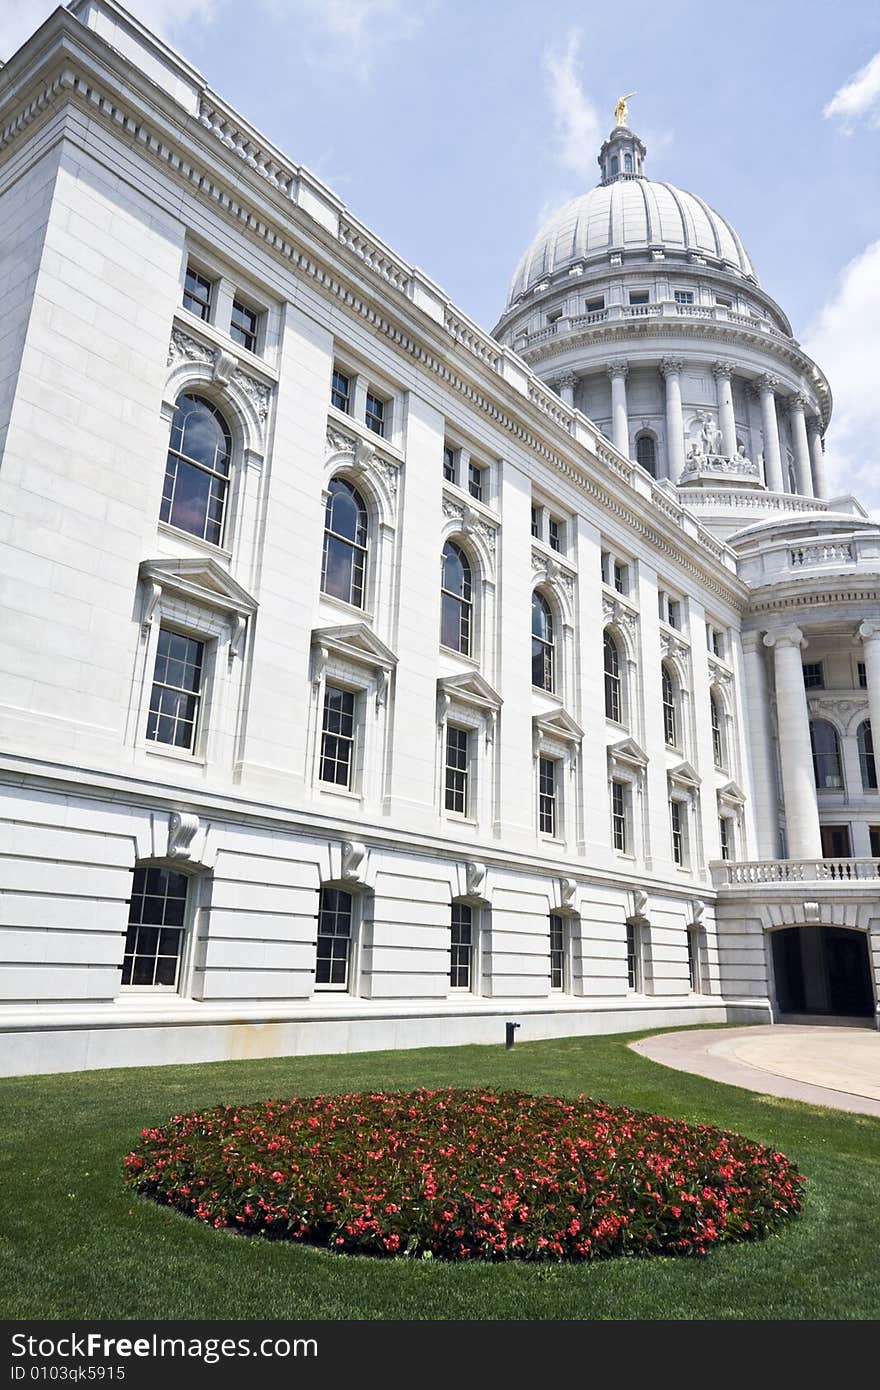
661,664,677,747
610,155,619,176
322,477,368,607
710,691,725,769
858,720,877,790
532,592,555,691
635,432,657,477
624,152,633,174
604,630,622,723
162,393,232,545
810,719,843,790
441,541,473,654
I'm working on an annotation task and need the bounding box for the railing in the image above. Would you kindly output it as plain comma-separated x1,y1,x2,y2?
790,543,854,567
522,300,791,346
716,859,880,886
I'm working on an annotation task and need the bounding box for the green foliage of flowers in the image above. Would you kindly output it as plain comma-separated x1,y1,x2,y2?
124,1087,803,1261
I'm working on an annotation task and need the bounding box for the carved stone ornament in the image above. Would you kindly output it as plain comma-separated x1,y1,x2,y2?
602,594,639,643
443,498,497,560
233,369,271,424
660,630,690,664
167,328,214,369
325,425,399,501
691,898,705,925
465,861,487,898
803,901,821,923
167,811,199,860
341,840,367,883
560,876,577,910
631,889,649,923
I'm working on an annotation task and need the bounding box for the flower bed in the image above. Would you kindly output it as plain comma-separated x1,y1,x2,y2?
124,1088,804,1261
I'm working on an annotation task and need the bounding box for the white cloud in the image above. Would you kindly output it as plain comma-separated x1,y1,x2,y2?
823,49,880,131
261,0,430,79
803,238,880,514
541,29,603,183
0,1,224,60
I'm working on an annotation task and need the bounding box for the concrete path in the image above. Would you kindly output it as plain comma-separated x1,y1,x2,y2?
630,1025,880,1118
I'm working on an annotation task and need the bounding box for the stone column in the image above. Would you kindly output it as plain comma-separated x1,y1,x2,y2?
712,361,737,457
859,624,880,809
807,417,828,499
606,358,630,457
660,356,686,481
741,634,780,858
787,394,814,498
757,374,784,492
763,625,822,861
555,370,577,409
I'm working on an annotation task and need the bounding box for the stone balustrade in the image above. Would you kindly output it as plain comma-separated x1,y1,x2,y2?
713,858,880,887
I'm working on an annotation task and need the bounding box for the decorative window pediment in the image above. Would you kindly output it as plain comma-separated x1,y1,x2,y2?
608,736,649,773
311,623,397,707
437,670,502,715
668,760,701,792
139,558,257,657
717,779,746,810
533,707,584,759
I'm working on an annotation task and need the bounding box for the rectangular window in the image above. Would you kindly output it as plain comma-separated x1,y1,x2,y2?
445,725,470,815
182,264,212,321
122,866,189,988
531,506,540,539
667,600,681,630
548,517,561,552
230,299,259,352
365,391,386,436
147,629,204,752
468,462,484,501
450,902,473,990
331,368,351,414
870,826,880,857
706,624,725,658
674,290,694,305
802,662,824,689
585,296,605,313
671,800,685,866
611,780,628,853
715,294,733,308
858,662,867,689
443,444,457,483
820,824,852,858
629,290,649,305
626,921,641,991
614,562,628,595
547,308,563,325
549,912,566,991
538,757,557,836
315,886,353,991
687,929,701,992
719,816,732,861
320,685,356,788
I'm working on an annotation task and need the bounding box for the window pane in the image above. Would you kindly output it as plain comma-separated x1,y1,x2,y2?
183,266,212,320
316,888,353,989
450,903,473,989
121,866,188,988
320,687,356,787
230,300,258,352
163,395,231,543
445,726,469,814
147,630,203,751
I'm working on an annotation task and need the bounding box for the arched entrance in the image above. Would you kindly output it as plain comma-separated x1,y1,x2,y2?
771,926,875,1018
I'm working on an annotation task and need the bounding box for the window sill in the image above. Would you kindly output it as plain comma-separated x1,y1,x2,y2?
145,744,207,767
173,309,278,380
442,481,498,519
318,592,374,623
439,644,480,668
316,784,364,803
157,521,233,562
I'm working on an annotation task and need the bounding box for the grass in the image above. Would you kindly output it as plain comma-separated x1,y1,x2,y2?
1,1028,878,1320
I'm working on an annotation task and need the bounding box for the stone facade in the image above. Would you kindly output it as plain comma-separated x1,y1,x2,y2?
0,1,877,1074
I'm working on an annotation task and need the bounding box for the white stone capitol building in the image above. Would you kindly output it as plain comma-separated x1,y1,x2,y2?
1,1,878,1075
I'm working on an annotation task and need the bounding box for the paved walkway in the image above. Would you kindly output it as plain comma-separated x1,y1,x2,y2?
630,1025,880,1117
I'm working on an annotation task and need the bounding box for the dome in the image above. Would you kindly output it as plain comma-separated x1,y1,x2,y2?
504,123,756,310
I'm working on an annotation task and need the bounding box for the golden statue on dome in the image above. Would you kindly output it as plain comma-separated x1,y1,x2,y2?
614,92,637,127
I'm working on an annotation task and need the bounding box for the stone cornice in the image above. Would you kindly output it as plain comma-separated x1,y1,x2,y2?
0,11,746,608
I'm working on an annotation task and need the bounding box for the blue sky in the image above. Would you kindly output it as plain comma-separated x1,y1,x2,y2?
5,0,880,505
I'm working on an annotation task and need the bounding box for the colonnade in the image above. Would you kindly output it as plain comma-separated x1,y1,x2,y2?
744,622,880,861
554,358,828,499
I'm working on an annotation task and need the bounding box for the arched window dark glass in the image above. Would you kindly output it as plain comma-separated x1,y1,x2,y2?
441,541,473,654
531,592,555,691
604,630,622,722
662,664,677,746
610,155,619,176
858,720,877,790
710,691,725,768
321,477,368,607
624,152,633,174
162,393,232,545
810,719,843,790
635,432,657,477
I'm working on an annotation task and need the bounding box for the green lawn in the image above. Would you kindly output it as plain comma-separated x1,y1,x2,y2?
2,1028,878,1320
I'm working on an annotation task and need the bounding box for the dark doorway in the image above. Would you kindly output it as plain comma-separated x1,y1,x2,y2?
771,926,874,1017
820,824,852,858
